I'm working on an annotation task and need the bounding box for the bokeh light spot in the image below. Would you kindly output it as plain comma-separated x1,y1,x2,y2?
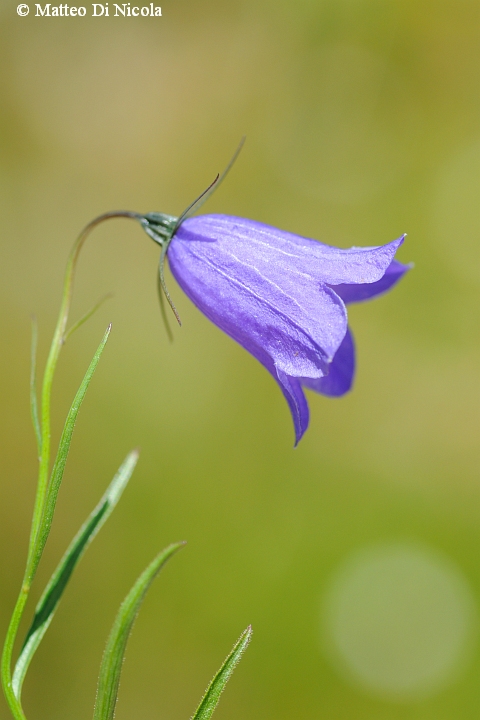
322,543,476,701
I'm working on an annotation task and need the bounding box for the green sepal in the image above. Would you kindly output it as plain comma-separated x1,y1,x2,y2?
141,213,178,246
191,625,252,720
12,450,139,699
93,542,185,720
175,136,245,227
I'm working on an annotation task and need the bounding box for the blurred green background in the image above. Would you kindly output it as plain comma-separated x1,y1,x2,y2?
2,0,480,718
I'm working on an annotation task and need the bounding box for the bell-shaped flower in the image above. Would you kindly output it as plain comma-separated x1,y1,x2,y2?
165,214,409,444
139,141,409,444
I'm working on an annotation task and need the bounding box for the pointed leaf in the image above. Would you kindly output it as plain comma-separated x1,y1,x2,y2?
64,293,113,342
191,626,252,720
93,542,185,720
32,324,111,572
12,450,139,699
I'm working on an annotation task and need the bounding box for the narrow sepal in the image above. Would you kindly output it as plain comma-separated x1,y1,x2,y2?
176,136,245,226
93,542,185,720
191,626,252,720
12,450,139,699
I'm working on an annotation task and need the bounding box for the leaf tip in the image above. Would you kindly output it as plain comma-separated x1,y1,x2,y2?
242,625,253,644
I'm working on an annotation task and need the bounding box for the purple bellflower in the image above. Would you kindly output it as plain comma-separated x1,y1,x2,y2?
139,143,409,444
167,216,408,443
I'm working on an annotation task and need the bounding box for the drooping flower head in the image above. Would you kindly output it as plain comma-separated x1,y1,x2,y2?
139,142,410,444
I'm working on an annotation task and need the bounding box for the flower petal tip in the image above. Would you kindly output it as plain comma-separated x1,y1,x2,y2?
387,233,407,253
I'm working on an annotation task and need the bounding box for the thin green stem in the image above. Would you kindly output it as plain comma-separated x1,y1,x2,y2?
27,210,140,583
33,325,111,573
2,590,29,720
1,210,140,719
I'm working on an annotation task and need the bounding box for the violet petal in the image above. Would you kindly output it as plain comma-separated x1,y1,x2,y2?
166,214,408,443
302,327,355,398
169,218,351,377
331,259,411,304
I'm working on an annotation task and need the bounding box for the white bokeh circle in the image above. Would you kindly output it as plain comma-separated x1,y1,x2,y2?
322,543,476,701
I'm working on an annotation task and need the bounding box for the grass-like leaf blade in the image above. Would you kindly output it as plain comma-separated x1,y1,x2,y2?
32,324,111,572
64,293,113,342
191,626,252,720
93,542,185,720
12,450,139,699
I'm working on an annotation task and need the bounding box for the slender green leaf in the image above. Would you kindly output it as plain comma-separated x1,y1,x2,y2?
32,324,111,573
12,450,139,699
64,293,113,342
191,626,252,720
93,542,185,720
30,316,41,458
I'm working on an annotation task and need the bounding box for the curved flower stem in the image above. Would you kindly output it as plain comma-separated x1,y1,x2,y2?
1,210,141,720
27,210,141,580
